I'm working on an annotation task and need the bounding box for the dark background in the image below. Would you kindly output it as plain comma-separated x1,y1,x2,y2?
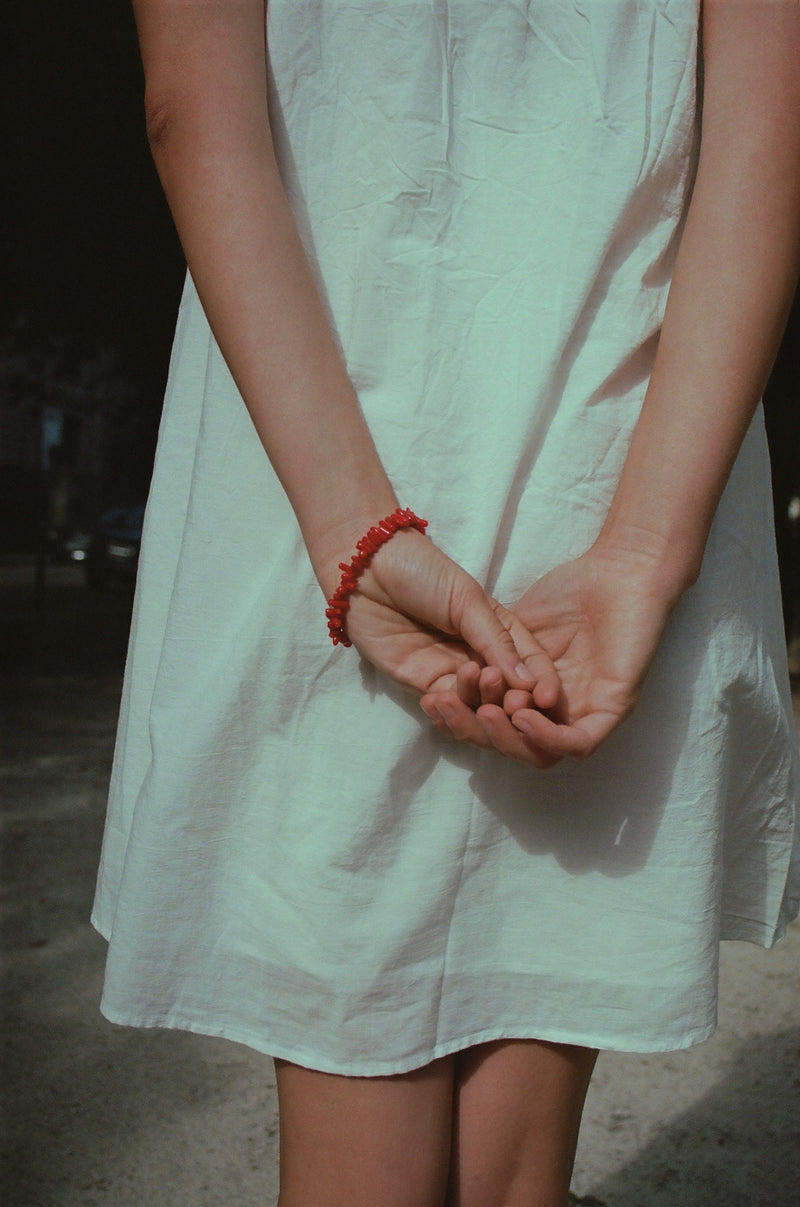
2,1,184,540
1,1,798,631
3,0,183,409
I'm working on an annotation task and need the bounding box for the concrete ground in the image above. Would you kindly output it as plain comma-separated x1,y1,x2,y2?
1,563,798,1206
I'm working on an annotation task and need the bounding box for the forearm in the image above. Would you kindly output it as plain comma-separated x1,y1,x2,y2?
595,0,800,600
134,0,396,592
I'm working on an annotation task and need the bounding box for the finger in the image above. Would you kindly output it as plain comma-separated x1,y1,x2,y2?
453,585,544,693
456,663,512,711
491,602,561,709
424,692,495,750
422,692,563,769
420,698,455,736
510,706,620,759
476,704,563,770
502,688,535,715
455,661,483,710
478,665,505,708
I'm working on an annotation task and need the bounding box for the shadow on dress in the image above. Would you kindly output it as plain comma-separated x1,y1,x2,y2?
379,607,708,882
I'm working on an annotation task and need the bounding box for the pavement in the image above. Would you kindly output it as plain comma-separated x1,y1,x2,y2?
1,562,799,1207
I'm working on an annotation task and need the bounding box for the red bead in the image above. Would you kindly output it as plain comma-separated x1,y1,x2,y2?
325,507,429,647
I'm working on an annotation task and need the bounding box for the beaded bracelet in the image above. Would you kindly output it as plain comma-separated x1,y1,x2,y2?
325,507,429,647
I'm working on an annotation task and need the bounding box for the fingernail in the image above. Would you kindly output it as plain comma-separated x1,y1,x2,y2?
514,662,536,685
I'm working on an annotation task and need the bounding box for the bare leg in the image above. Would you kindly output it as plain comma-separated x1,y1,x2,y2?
275,1054,455,1207
446,1039,598,1207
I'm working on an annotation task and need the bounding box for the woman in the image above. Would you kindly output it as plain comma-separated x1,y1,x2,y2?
93,2,800,1204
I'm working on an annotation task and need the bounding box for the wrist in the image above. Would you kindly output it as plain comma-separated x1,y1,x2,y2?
324,509,430,646
589,520,702,609
302,490,402,599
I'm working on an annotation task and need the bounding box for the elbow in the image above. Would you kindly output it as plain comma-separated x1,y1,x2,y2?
143,88,184,154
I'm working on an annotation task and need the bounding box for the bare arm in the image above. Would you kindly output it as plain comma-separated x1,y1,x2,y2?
431,0,800,762
134,0,396,581
131,0,555,702
594,0,800,597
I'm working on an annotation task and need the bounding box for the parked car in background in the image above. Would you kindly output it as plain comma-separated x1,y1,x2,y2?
62,527,95,565
69,504,145,591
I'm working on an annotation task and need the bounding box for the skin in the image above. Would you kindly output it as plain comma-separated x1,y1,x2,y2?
275,1041,598,1207
131,1,800,1203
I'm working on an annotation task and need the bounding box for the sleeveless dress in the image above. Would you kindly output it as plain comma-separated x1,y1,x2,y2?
92,0,799,1075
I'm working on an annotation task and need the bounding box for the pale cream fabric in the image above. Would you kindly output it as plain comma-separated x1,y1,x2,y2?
93,0,799,1074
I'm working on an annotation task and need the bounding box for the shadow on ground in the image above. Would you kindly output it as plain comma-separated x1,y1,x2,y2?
579,1027,800,1207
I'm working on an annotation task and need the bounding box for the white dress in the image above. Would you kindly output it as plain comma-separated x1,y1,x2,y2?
92,0,799,1075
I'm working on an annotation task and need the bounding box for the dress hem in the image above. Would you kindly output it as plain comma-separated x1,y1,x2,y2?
91,910,796,1077
96,999,719,1076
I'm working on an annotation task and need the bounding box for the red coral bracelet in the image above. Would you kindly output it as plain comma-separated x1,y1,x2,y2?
325,507,429,647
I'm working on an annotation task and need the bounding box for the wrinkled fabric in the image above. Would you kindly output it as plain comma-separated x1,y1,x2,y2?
93,0,799,1075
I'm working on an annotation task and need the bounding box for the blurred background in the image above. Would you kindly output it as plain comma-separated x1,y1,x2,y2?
1,1,184,674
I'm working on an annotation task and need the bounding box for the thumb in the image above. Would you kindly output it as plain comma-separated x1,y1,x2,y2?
497,603,561,710
456,588,560,700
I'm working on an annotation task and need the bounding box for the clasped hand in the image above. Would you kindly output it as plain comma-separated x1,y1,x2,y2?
342,531,676,769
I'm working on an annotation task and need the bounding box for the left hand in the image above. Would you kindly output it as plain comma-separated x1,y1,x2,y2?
341,528,561,703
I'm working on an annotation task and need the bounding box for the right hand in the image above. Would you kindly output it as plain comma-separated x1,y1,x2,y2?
422,544,681,767
335,528,561,706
